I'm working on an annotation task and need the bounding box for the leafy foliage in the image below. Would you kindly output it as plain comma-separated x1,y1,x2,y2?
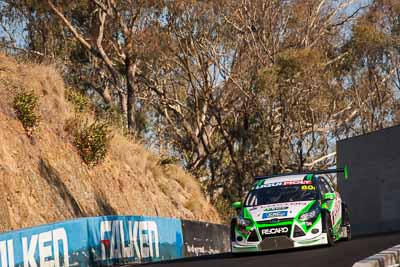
2,0,400,221
72,120,112,166
159,156,179,165
95,105,127,132
13,90,40,132
65,88,92,113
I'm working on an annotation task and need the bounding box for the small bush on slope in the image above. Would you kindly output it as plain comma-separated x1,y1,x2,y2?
0,53,220,230
13,90,40,134
65,88,92,113
72,119,112,166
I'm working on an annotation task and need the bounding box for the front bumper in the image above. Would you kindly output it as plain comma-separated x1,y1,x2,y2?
232,233,328,253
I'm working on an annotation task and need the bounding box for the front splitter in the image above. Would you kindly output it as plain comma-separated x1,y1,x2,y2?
231,234,328,253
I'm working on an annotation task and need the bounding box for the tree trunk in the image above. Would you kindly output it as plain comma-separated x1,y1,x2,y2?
118,91,128,115
126,58,138,131
102,85,113,105
93,83,113,106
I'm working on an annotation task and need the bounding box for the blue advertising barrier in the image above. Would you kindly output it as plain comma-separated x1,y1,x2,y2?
0,216,184,266
88,216,183,266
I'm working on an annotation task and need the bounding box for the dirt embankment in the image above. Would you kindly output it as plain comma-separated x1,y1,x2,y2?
0,54,220,232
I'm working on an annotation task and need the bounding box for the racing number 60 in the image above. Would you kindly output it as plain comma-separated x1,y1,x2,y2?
301,185,315,190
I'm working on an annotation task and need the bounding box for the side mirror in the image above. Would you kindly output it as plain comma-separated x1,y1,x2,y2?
232,201,242,209
323,193,336,201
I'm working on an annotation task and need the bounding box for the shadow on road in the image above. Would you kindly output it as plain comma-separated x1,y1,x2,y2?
124,232,400,267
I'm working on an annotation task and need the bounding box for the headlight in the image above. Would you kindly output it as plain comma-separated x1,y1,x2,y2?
299,201,321,222
299,209,319,221
237,218,252,227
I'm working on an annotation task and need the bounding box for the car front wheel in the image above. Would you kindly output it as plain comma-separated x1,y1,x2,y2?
230,218,236,253
322,211,335,246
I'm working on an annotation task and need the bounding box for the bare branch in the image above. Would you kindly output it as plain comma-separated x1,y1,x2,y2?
0,43,44,56
303,152,336,168
47,0,94,54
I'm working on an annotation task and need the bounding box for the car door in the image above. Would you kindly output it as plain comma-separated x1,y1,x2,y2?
320,177,342,227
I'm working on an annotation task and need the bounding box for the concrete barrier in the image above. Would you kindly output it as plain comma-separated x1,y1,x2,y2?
352,245,400,267
0,216,228,266
181,220,230,257
337,125,400,236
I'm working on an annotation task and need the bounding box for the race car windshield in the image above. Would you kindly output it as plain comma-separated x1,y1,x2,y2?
244,185,317,207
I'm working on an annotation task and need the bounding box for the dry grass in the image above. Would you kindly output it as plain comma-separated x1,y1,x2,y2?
0,54,220,231
184,192,202,213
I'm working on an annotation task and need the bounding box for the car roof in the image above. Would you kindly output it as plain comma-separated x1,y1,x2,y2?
256,174,307,184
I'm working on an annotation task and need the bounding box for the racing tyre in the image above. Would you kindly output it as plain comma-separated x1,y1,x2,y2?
230,219,237,254
345,225,352,241
322,211,335,246
341,204,352,241
230,219,243,257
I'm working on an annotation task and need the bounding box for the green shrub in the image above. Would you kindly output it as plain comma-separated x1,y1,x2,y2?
66,88,91,113
95,105,126,130
73,120,112,166
159,156,179,165
13,90,40,131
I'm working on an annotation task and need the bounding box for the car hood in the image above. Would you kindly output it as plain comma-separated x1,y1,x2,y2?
246,201,313,222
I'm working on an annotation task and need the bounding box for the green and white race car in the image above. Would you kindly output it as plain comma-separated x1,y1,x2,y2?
230,169,351,253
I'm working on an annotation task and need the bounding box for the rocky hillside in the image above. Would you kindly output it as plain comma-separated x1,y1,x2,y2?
0,54,220,232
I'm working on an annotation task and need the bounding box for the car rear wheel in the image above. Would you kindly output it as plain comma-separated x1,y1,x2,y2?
344,224,352,241
341,204,352,241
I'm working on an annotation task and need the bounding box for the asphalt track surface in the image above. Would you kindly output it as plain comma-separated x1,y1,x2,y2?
131,232,400,267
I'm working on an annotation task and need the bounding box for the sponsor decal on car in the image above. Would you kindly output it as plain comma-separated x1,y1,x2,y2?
255,182,283,189
262,211,288,219
255,180,313,189
331,197,342,226
264,206,288,211
261,227,289,235
283,180,312,186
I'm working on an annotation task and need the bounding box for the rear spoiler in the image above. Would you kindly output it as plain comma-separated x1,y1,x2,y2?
254,166,349,181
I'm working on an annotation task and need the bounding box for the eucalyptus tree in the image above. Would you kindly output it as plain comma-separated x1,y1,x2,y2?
2,0,400,221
